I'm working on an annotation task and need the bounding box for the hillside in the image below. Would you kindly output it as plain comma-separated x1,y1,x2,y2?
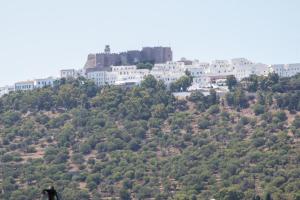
1,75,300,200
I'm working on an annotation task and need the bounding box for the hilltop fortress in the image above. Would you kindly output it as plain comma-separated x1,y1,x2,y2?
84,45,172,72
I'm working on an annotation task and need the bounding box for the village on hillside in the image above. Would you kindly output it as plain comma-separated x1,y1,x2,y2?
1,45,300,97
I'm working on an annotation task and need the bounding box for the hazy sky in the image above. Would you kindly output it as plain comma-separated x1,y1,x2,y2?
1,0,300,86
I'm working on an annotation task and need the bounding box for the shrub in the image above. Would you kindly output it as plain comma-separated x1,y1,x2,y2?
253,104,265,115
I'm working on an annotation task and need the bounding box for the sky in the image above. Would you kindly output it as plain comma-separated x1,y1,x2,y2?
1,0,300,86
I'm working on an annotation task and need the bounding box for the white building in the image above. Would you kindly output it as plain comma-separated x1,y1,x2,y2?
15,77,57,91
0,86,14,97
270,64,285,77
185,61,212,88
112,65,150,84
151,71,184,86
231,58,253,67
233,63,269,80
185,65,205,77
60,69,76,78
15,81,35,91
112,65,136,73
86,71,117,86
152,61,186,73
197,62,210,69
205,60,233,76
60,69,84,79
270,63,300,77
149,61,187,86
34,77,56,88
192,76,212,88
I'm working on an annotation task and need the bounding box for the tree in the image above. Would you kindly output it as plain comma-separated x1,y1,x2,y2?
1,111,21,126
253,104,265,115
170,75,193,92
208,105,220,114
188,91,205,102
141,75,158,89
217,187,245,200
128,139,141,151
246,75,259,92
274,111,287,122
292,115,300,128
72,153,84,165
79,143,92,155
226,88,248,108
120,189,131,200
198,118,211,129
252,195,262,200
264,192,273,200
151,104,168,119
268,73,279,85
226,75,238,91
62,188,90,200
207,89,218,105
9,190,30,200
137,62,153,70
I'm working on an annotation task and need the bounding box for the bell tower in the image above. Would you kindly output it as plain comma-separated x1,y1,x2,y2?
104,45,111,54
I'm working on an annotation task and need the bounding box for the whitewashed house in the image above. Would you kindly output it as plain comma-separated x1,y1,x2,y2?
192,76,212,88
86,70,117,86
270,63,300,77
185,61,212,88
152,61,186,73
60,69,76,78
231,58,253,67
112,65,150,85
0,86,15,97
112,65,136,73
148,61,186,86
185,65,205,77
205,60,233,76
34,77,56,88
15,81,35,91
233,63,269,80
60,69,84,79
151,70,184,86
270,64,285,77
286,64,300,76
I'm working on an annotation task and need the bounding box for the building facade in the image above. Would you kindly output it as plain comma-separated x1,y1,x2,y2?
152,61,185,73
60,69,85,78
86,71,117,86
34,77,55,88
270,64,300,77
205,60,233,75
0,86,14,96
112,65,150,85
233,63,269,80
84,46,173,70
15,81,35,91
60,69,76,78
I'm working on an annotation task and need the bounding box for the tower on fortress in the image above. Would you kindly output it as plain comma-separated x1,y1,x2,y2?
104,45,111,54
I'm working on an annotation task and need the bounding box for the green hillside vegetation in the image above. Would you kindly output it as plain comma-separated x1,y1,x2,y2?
0,74,300,200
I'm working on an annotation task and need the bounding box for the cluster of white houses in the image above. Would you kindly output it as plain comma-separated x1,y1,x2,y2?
0,77,56,96
60,58,300,89
1,58,300,97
